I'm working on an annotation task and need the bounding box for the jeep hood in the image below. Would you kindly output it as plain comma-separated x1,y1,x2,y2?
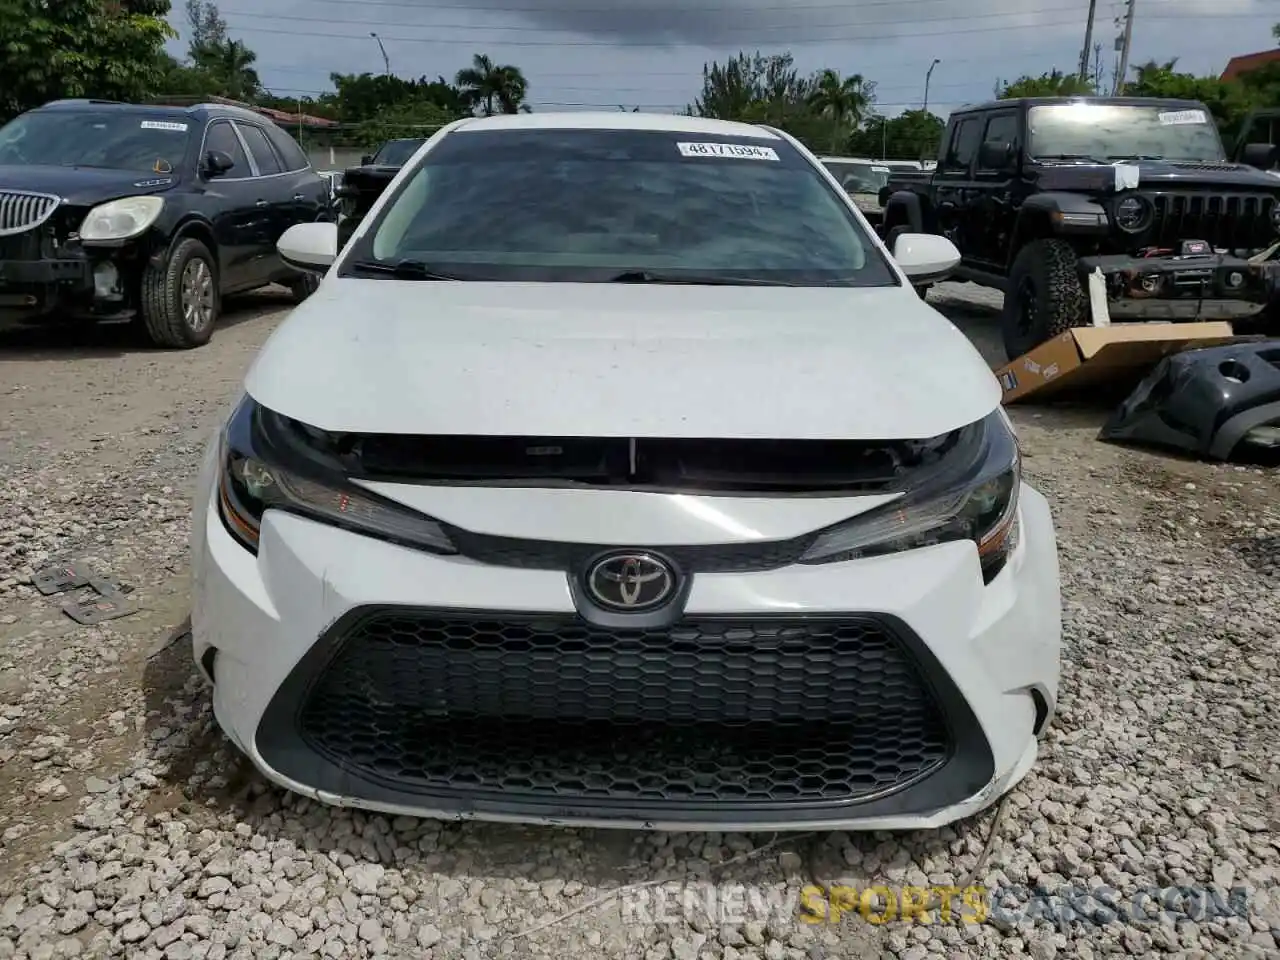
1037,158,1280,193
0,165,180,205
244,281,1000,440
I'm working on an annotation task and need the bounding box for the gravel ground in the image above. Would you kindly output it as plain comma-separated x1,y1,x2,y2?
0,282,1277,960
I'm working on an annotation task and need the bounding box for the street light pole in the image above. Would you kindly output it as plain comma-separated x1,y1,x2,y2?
370,32,390,76
923,58,940,114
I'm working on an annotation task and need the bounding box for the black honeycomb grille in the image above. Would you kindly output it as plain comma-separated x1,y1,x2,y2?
290,612,953,808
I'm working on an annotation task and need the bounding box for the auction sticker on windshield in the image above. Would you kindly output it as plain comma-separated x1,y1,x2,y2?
140,121,188,132
677,142,780,160
1157,110,1207,126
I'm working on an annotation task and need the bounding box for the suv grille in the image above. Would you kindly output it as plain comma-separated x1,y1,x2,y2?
269,611,959,813
1145,190,1276,250
0,191,60,237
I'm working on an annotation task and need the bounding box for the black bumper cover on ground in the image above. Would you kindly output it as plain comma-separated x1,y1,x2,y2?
1099,339,1280,460
256,607,995,824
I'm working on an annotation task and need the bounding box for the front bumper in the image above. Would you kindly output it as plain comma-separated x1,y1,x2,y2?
0,251,135,324
1078,251,1279,321
190,444,1063,832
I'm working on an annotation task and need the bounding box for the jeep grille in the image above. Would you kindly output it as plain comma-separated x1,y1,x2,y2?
1145,191,1276,251
0,191,61,237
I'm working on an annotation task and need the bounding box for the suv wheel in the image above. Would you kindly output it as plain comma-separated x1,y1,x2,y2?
139,237,220,349
1000,238,1087,360
288,274,321,303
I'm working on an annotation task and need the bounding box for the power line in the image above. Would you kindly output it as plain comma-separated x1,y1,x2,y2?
221,0,1159,13
220,1,1151,33
222,9,1266,48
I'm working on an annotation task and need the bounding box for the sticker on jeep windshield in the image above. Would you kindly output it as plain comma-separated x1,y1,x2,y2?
1157,110,1208,126
140,120,188,132
676,142,779,160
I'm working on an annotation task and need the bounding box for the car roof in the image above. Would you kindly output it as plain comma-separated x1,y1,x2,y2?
452,111,782,140
951,95,1211,115
34,98,268,124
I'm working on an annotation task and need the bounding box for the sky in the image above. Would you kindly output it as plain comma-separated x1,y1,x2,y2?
167,0,1277,119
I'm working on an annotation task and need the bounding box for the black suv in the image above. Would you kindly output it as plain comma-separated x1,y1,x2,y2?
337,137,428,249
880,96,1280,359
0,99,334,348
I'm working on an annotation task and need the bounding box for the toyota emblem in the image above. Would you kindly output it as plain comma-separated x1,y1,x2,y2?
586,553,676,611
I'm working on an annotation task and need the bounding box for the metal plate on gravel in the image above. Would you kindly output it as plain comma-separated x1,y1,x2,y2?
61,592,139,625
33,562,94,595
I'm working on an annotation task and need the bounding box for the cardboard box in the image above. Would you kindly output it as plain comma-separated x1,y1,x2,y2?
994,322,1238,404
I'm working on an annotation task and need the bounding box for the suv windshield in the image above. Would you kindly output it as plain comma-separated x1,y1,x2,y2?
822,160,891,194
1028,103,1226,162
373,139,427,166
0,110,191,173
348,128,895,286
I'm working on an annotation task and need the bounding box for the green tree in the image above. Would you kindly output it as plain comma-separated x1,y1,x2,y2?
1124,59,1259,144
997,69,1095,98
455,54,528,116
355,101,457,145
329,72,468,123
807,69,873,153
190,37,260,101
849,109,945,162
689,51,837,149
0,0,175,121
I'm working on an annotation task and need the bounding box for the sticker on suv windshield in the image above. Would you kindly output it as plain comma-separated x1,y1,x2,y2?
140,120,188,132
1157,110,1207,126
676,142,780,160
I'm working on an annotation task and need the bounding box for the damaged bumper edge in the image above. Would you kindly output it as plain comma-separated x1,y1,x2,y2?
1078,252,1280,321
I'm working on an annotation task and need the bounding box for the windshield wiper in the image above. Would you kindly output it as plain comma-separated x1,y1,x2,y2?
607,270,797,287
347,259,466,280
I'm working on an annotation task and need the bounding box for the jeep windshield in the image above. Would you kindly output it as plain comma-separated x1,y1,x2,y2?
372,139,427,166
1028,103,1226,163
345,127,897,287
0,109,191,173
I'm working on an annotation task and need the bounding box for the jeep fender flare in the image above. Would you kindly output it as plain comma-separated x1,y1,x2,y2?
882,190,925,234
1009,192,1107,268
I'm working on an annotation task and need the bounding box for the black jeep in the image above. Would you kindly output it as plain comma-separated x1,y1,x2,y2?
337,137,427,249
880,96,1280,359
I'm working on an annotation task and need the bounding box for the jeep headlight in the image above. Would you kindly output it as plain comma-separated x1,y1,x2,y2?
79,196,165,242
798,410,1021,583
1112,195,1153,233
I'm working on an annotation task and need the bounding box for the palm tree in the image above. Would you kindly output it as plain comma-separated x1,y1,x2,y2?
455,54,529,116
191,38,260,101
807,69,870,153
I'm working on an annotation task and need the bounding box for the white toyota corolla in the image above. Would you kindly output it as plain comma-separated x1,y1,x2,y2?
191,112,1061,832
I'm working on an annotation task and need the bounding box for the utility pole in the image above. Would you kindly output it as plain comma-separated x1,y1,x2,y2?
370,32,390,76
1114,0,1135,96
923,58,940,114
1079,0,1098,83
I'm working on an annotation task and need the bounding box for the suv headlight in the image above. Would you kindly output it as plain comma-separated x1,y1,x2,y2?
1112,194,1153,233
79,196,166,242
798,410,1020,583
216,396,456,555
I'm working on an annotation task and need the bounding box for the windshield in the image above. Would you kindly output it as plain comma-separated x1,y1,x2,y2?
1028,103,1225,162
0,110,191,173
373,139,427,166
822,160,891,194
349,128,895,286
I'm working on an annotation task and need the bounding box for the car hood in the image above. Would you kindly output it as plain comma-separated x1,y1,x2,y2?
0,165,180,205
1037,158,1280,193
244,281,1000,440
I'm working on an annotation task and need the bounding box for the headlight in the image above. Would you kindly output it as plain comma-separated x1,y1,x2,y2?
79,196,165,242
1270,204,1280,232
216,397,456,555
1112,195,1153,233
798,410,1020,583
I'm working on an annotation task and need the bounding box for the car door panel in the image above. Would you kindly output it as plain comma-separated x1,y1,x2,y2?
198,120,264,292
232,122,289,287
971,112,1021,268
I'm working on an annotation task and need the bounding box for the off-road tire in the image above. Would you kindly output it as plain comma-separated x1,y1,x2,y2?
138,237,220,349
1000,238,1087,360
289,274,321,303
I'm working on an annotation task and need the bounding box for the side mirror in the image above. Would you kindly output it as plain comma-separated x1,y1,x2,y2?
202,150,235,178
360,154,374,166
978,140,1016,171
278,221,339,274
1240,142,1277,169
892,233,961,282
